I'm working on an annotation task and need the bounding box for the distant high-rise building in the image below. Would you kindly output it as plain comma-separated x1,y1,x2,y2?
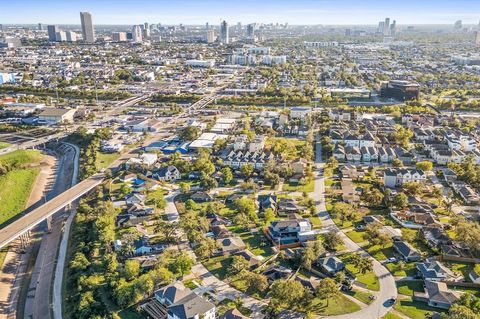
454,20,462,30
378,21,385,34
384,18,390,35
345,28,351,36
143,22,150,39
220,20,229,44
237,22,242,31
132,25,143,43
390,20,397,36
47,25,59,41
112,32,127,42
247,24,255,38
0,24,3,31
66,31,77,42
206,22,210,30
475,31,480,45
206,29,215,43
55,31,67,42
80,12,95,43
38,23,43,31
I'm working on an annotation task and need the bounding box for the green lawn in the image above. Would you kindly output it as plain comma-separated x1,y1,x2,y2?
346,289,375,304
95,152,121,170
340,254,380,291
394,296,446,319
383,312,405,319
0,142,10,149
396,281,424,296
0,149,42,166
346,230,366,243
230,227,273,257
447,262,474,280
0,168,40,226
308,294,361,315
202,256,232,280
283,179,315,193
310,217,322,228
386,262,417,277
366,243,395,261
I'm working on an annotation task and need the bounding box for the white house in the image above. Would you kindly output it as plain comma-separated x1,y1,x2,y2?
384,168,427,188
154,165,181,182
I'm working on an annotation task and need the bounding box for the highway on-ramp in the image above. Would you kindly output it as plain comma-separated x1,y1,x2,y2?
0,173,105,249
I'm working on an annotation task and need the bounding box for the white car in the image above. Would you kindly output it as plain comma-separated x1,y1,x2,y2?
386,257,397,263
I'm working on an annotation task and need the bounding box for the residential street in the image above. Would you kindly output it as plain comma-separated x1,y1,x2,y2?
164,190,267,319
313,142,398,319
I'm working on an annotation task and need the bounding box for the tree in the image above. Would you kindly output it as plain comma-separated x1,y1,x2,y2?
334,271,346,284
393,192,409,209
357,256,373,274
228,255,250,276
168,253,194,277
195,237,218,260
364,222,392,248
124,260,140,281
402,182,422,196
269,280,308,311
301,246,316,271
264,208,276,225
179,182,190,194
241,163,254,178
155,220,180,244
392,158,404,167
331,202,356,225
362,188,384,207
316,278,339,306
245,272,269,293
393,125,413,147
416,161,433,172
323,231,343,250
221,167,233,184
180,126,200,141
199,172,218,190
234,197,257,221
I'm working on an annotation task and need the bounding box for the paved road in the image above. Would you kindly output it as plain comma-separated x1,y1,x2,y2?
0,173,105,249
164,190,266,318
313,142,397,319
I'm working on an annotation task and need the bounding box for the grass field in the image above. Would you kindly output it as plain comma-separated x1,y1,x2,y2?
346,289,375,304
394,296,445,319
283,179,315,193
396,281,424,296
346,230,366,243
382,312,405,319
0,149,42,166
309,294,361,315
95,151,121,170
386,262,417,277
0,168,40,226
0,142,11,149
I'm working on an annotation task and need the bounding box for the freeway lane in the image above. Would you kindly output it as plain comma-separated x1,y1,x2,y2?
0,173,104,249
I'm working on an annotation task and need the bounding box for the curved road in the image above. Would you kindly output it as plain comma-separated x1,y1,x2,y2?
313,142,397,319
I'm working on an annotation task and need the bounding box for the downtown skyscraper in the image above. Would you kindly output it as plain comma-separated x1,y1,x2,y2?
80,12,95,43
220,20,229,44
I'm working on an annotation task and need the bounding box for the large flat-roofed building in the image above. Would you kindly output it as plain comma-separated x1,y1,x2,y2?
380,80,420,101
185,59,215,68
38,108,76,124
330,88,371,99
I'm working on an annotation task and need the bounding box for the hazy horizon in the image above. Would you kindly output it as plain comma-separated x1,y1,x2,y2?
1,0,479,26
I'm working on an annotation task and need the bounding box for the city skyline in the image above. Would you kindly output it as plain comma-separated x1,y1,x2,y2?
1,0,480,25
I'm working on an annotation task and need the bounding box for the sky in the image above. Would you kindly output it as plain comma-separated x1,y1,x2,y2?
1,0,480,25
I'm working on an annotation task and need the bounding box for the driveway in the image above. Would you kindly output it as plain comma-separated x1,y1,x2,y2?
312,142,397,319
